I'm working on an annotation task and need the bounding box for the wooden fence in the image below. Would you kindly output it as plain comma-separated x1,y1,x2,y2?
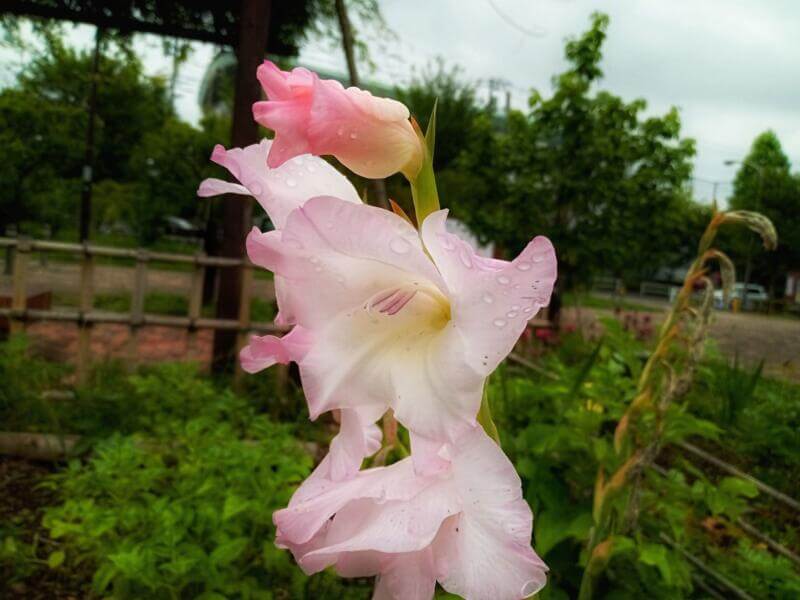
0,236,283,381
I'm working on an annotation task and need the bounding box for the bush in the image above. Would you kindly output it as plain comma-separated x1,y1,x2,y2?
39,365,371,598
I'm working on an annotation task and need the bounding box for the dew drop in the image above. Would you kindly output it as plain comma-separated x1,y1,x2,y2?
389,237,411,254
523,306,533,314
511,305,520,311
458,247,473,268
306,163,317,173
337,127,344,136
249,182,263,195
309,256,319,265
497,275,510,285
286,178,297,188
482,292,494,304
507,311,518,318
516,261,532,271
493,318,507,328
533,255,545,263
349,132,358,139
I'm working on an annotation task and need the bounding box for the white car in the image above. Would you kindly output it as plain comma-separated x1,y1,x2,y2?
713,283,769,310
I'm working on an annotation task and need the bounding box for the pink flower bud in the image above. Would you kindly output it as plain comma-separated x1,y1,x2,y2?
253,61,423,180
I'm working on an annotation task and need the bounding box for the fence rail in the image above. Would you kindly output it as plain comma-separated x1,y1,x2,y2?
1,236,284,381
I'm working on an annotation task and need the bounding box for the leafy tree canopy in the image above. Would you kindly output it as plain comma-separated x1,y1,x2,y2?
450,12,698,287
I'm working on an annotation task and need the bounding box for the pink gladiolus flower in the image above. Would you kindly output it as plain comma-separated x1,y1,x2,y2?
275,426,548,600
198,139,363,326
252,61,423,180
242,196,557,442
197,138,361,230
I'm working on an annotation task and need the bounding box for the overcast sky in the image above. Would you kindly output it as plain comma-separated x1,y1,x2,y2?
4,0,798,204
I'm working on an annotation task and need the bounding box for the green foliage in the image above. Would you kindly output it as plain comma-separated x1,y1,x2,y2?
450,13,700,287
727,131,800,294
38,363,369,599
491,322,800,598
0,334,69,432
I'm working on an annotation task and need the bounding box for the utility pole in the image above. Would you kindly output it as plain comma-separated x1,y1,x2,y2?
334,0,389,209
212,0,272,371
79,26,103,242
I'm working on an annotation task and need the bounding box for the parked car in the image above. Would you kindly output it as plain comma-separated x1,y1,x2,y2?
713,283,769,310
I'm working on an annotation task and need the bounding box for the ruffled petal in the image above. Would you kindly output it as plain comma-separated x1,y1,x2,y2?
421,209,557,376
208,140,360,229
239,325,312,373
197,178,249,197
435,428,549,600
373,550,438,600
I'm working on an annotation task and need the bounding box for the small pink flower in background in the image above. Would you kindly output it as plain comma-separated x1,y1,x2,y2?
275,426,548,600
253,61,423,180
242,196,556,443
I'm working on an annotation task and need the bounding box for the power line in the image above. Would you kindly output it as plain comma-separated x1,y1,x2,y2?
485,0,547,39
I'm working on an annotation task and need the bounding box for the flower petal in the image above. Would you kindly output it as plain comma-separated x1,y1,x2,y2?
421,209,557,376
373,550,438,600
435,428,549,600
239,325,312,374
197,178,249,197
208,139,361,229
274,458,425,548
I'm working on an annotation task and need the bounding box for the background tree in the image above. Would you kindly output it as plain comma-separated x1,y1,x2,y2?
452,13,698,301
728,131,800,297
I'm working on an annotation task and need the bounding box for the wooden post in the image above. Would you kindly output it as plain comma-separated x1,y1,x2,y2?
212,0,272,372
187,253,206,357
77,245,95,384
127,250,148,368
233,262,254,386
10,238,30,335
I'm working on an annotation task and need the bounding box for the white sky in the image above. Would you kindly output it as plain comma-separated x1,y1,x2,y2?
3,0,799,204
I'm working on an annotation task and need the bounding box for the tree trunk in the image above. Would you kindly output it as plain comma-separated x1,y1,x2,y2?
212,0,272,372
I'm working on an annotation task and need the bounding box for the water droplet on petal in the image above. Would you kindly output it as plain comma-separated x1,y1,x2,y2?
314,265,323,273
286,178,297,188
482,292,494,304
523,306,533,314
249,182,263,195
516,261,532,271
309,256,319,265
306,163,317,173
493,318,507,328
511,305,519,311
458,247,473,268
337,127,344,136
497,275,510,285
507,311,518,318
389,237,411,254
349,132,358,139
533,255,545,263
